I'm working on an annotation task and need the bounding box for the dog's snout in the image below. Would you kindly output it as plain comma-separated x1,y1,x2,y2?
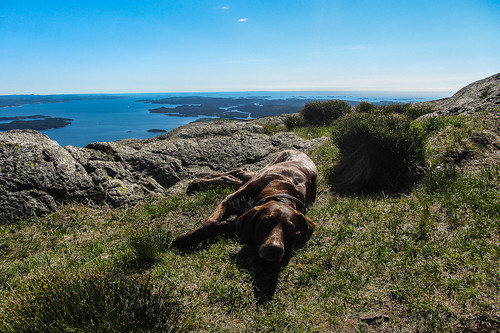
259,236,285,262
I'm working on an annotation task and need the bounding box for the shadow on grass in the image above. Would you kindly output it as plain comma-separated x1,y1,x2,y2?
174,218,296,304
233,246,291,304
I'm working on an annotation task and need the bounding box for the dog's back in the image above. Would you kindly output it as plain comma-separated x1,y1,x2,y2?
258,150,317,203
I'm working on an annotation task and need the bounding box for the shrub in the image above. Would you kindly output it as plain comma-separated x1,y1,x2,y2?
284,114,304,129
417,115,452,134
354,101,377,114
261,123,281,134
300,100,351,126
0,268,184,332
329,113,427,193
378,103,412,115
378,103,433,120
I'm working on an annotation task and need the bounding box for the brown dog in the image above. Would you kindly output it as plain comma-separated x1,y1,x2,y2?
173,150,317,262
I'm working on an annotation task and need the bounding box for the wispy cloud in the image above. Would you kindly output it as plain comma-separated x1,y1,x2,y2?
221,6,229,10
338,45,368,51
238,18,248,22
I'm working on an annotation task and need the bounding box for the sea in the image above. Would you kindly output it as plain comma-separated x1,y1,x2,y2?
0,91,444,147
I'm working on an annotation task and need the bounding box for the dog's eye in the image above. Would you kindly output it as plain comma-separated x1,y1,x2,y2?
262,216,273,225
284,222,296,235
261,216,278,229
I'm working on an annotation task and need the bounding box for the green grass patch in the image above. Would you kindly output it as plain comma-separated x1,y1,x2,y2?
291,125,332,139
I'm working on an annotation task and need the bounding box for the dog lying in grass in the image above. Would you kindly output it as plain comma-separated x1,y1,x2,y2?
173,150,317,262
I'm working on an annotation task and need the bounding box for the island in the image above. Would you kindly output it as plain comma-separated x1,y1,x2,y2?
0,94,122,108
0,94,124,132
140,96,359,119
0,115,73,130
147,129,168,133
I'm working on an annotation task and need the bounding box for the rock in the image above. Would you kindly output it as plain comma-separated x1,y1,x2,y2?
359,310,390,325
416,73,500,117
0,130,95,222
0,118,327,223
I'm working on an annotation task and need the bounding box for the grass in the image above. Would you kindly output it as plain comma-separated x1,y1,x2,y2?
1,110,499,332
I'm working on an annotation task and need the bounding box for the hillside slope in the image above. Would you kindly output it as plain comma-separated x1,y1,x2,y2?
416,72,500,116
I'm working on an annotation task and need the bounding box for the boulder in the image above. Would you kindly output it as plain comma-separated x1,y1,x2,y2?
0,130,95,222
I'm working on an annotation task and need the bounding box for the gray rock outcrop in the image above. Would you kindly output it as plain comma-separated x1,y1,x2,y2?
0,130,95,222
416,73,500,116
0,118,326,223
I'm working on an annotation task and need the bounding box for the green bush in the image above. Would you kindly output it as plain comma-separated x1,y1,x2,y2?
329,113,427,193
416,115,453,134
377,103,433,120
284,114,304,129
403,105,433,120
300,100,351,126
378,103,412,114
261,123,281,134
352,102,432,119
0,268,184,332
354,101,377,114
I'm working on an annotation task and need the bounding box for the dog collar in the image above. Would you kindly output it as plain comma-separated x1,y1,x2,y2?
256,194,305,212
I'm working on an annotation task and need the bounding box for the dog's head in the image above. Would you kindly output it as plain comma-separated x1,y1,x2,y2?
235,201,315,262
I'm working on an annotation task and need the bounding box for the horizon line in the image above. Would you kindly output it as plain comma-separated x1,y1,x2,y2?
1,88,455,98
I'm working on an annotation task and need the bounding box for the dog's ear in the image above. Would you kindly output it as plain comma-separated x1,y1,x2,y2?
235,206,261,244
295,212,316,243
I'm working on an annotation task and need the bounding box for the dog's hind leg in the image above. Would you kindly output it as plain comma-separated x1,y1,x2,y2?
187,168,256,193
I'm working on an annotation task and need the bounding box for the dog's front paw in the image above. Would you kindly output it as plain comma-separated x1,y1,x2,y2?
172,233,195,251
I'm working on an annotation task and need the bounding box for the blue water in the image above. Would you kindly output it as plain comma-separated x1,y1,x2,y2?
0,96,206,147
0,91,443,147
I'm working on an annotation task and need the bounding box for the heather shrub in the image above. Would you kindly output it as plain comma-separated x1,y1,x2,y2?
329,113,427,193
0,268,184,332
377,103,433,119
300,100,351,126
403,105,433,119
354,101,377,113
284,114,304,129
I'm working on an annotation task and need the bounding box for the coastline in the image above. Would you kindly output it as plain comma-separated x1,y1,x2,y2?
0,94,122,108
0,92,444,147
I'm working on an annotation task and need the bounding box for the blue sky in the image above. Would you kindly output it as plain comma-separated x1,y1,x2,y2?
1,0,499,95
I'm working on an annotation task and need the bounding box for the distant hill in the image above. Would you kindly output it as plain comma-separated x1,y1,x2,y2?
0,94,121,108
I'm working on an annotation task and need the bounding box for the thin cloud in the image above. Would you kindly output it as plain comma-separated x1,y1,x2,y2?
338,45,368,51
221,6,229,10
238,18,248,22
